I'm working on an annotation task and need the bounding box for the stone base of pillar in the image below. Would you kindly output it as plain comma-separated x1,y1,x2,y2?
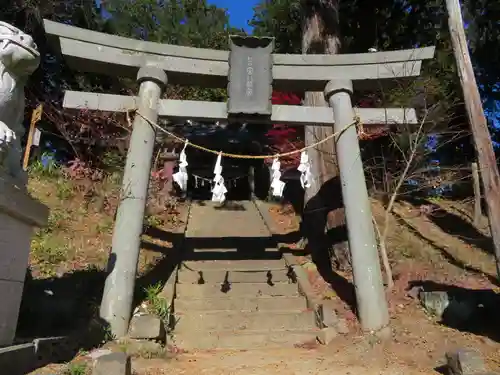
0,175,49,346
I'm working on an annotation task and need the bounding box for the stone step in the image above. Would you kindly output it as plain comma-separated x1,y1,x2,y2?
177,268,291,284
174,296,307,312
174,329,320,350
186,200,271,238
189,248,279,253
181,259,286,271
175,282,299,299
174,310,316,332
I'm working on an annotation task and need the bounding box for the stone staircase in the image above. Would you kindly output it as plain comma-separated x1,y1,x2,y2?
164,200,321,350
171,258,320,350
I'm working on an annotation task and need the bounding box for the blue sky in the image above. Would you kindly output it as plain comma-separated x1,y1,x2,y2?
208,0,257,32
96,0,257,31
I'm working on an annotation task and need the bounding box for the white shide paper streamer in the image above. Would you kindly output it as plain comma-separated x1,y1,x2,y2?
297,151,312,189
270,157,285,197
172,141,189,191
211,153,227,203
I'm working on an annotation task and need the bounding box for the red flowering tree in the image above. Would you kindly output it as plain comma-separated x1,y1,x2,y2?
355,96,392,141
265,92,389,171
265,91,304,170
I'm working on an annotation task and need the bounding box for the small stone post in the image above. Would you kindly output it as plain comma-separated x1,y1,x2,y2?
324,80,390,334
100,66,168,338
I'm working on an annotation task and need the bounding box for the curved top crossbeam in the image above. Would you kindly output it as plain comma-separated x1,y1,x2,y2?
43,19,435,91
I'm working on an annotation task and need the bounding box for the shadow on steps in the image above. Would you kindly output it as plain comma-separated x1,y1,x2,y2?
143,224,307,261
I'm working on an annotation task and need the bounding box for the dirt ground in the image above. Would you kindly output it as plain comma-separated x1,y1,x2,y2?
131,347,445,375
264,200,500,373
25,173,500,374
35,347,443,375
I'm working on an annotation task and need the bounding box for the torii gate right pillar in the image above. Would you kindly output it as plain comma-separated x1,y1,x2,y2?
325,79,390,334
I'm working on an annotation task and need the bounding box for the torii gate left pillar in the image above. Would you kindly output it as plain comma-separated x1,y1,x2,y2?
100,66,167,337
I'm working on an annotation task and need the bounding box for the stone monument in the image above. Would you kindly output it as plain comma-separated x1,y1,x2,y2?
0,21,40,183
0,21,49,346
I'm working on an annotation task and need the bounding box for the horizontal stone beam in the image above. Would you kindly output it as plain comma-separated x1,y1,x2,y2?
63,91,418,126
59,38,422,91
43,19,435,91
273,47,434,66
44,20,434,65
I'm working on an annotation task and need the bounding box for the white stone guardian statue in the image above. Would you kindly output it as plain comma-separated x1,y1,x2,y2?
0,21,40,184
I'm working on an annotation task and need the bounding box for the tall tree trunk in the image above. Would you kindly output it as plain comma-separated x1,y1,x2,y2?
301,1,351,271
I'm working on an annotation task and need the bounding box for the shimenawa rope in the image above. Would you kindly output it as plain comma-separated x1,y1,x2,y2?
128,109,361,160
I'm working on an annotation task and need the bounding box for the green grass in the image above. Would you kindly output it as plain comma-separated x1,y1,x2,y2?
145,214,164,228
96,217,114,233
144,282,170,323
47,209,72,230
31,231,69,276
28,152,60,178
30,209,73,276
56,178,75,199
63,362,88,375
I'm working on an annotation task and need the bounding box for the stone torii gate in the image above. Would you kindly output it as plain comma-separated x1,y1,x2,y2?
43,20,435,338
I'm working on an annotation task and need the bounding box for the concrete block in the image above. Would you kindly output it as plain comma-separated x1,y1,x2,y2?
0,343,36,375
92,352,131,375
319,304,338,327
0,178,49,346
446,349,486,375
292,264,321,310
174,296,307,312
33,335,70,363
181,259,286,271
158,269,177,305
177,269,290,284
0,280,24,346
0,212,33,282
129,314,165,340
175,329,319,350
419,290,450,318
336,318,349,334
176,282,298,299
175,310,316,332
119,339,167,359
87,348,113,360
316,327,338,345
0,177,49,228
